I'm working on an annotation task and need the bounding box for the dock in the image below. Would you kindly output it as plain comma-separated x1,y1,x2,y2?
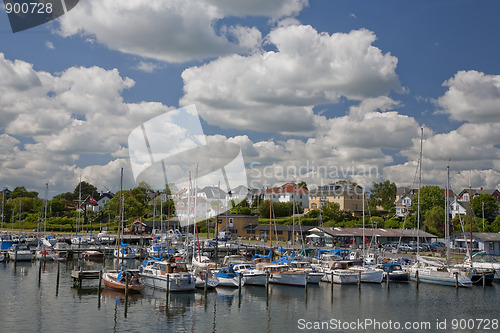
71,269,101,288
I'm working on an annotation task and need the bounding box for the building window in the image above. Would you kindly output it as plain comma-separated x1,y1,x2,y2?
247,230,255,234
311,203,317,209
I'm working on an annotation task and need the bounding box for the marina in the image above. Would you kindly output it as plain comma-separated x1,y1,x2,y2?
1,255,499,332
1,231,500,332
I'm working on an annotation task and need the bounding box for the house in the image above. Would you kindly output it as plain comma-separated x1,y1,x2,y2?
311,227,437,247
253,224,314,243
92,191,114,212
450,232,500,256
449,198,467,219
394,188,455,218
1,188,11,200
264,182,309,210
213,213,259,239
457,188,500,203
395,193,414,217
308,182,363,215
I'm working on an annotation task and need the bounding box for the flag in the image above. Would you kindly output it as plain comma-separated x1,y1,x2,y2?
89,196,98,205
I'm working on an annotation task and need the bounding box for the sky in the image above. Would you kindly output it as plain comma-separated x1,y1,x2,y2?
1,0,500,198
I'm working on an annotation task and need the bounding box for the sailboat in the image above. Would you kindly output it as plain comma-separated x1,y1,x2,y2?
347,188,384,283
409,129,472,287
103,168,144,293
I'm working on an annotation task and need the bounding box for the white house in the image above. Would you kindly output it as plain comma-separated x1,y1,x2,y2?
263,182,309,210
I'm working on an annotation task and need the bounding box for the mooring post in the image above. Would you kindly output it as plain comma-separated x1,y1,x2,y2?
386,273,389,289
166,273,170,305
455,272,459,289
38,258,42,286
416,270,419,288
482,273,486,289
204,268,208,296
330,271,334,295
125,273,129,297
56,261,60,295
238,273,242,297
358,271,361,289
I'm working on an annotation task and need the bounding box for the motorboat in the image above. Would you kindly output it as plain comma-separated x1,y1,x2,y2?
140,259,195,292
232,263,267,286
348,265,384,283
380,262,409,282
320,261,359,284
255,263,306,287
8,243,33,261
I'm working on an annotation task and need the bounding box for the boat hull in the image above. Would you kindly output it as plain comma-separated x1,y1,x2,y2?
141,272,196,292
323,270,359,284
348,267,384,283
409,268,472,287
102,272,144,292
269,272,307,287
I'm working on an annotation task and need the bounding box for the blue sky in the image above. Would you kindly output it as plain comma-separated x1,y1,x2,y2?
1,0,500,197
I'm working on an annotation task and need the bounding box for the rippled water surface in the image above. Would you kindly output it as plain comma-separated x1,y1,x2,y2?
1,259,499,332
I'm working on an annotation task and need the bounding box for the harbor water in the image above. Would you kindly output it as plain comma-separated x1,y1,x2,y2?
1,258,499,332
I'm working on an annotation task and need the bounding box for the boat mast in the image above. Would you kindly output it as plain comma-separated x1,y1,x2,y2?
469,171,473,258
417,127,423,259
446,165,450,266
44,183,48,234
362,187,365,266
269,194,273,248
116,167,123,272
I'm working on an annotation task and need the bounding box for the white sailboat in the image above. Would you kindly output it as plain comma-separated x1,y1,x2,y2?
347,188,384,283
409,129,472,287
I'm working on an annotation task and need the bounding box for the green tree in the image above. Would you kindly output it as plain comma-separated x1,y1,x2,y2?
74,181,98,201
423,206,445,237
412,185,444,218
10,186,38,199
298,181,308,190
368,180,397,211
471,194,499,222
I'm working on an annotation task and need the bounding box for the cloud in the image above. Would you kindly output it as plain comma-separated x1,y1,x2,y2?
45,41,55,49
436,70,500,123
134,61,164,73
386,70,500,189
57,0,273,63
181,25,401,133
0,53,175,195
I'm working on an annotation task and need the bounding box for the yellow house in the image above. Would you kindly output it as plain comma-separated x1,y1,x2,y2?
308,182,363,215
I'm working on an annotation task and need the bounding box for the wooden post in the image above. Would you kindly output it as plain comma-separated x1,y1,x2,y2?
482,273,486,289
358,271,361,289
238,273,242,297
265,272,269,295
38,258,42,286
204,268,208,296
386,272,389,289
125,273,129,297
330,271,334,294
166,274,170,304
98,270,103,293
455,272,458,289
56,261,60,295
416,270,419,288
